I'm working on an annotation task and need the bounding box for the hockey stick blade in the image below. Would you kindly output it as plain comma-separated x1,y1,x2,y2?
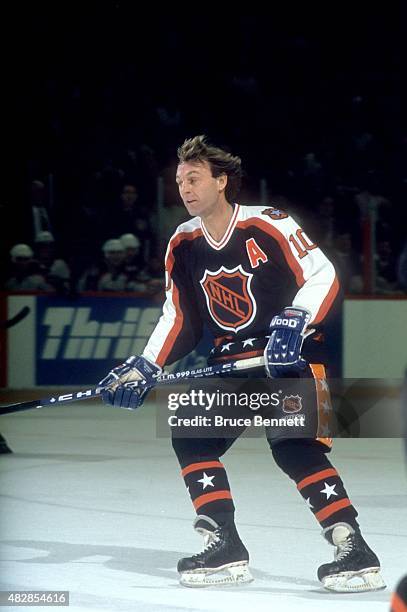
0,356,266,415
0,306,31,329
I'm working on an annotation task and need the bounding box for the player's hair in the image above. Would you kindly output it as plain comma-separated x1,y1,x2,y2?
177,135,242,201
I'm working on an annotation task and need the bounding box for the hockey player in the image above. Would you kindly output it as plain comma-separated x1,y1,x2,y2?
99,135,385,592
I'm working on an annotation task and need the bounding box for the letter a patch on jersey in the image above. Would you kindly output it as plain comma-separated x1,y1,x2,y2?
245,238,268,268
200,265,257,332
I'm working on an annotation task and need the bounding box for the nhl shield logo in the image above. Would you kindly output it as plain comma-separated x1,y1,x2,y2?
282,394,303,414
200,265,257,332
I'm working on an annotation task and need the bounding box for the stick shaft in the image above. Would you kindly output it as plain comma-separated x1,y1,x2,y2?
0,356,265,415
0,388,102,415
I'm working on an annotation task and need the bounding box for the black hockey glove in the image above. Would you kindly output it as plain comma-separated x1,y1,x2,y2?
99,355,162,410
264,307,313,377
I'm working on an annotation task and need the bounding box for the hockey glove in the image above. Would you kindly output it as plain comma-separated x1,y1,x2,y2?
98,355,162,410
264,307,313,377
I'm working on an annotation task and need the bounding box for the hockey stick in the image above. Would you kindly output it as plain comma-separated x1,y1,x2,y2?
0,306,31,329
0,355,266,416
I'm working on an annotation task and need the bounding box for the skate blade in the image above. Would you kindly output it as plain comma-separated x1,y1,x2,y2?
180,561,253,588
322,567,386,592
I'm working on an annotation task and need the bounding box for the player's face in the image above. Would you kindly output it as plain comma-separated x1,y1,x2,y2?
176,161,225,218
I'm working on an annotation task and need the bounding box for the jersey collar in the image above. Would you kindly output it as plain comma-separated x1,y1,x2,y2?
200,204,240,250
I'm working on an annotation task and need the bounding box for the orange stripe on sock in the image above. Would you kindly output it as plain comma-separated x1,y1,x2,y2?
391,591,407,612
181,461,224,477
193,490,233,511
315,498,352,522
297,468,338,491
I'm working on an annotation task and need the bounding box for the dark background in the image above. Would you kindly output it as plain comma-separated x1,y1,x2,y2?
2,3,406,291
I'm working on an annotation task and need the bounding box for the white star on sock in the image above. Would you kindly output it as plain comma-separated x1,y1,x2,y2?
221,343,234,352
197,472,215,489
305,497,314,509
320,482,338,499
242,338,256,347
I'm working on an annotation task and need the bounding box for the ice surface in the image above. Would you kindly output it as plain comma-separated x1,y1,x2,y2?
0,399,406,611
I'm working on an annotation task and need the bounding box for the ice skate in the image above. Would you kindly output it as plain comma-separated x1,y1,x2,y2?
318,522,386,592
178,515,253,588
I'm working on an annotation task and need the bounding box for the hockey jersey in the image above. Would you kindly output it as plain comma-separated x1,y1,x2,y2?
143,204,339,367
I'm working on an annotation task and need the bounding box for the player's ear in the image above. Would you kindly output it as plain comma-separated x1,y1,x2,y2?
217,174,227,193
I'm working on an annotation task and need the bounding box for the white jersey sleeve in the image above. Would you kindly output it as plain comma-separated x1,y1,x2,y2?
248,206,340,324
142,220,203,366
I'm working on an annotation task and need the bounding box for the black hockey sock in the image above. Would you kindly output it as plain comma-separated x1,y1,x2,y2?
181,459,235,523
272,440,359,530
296,465,359,529
390,575,407,612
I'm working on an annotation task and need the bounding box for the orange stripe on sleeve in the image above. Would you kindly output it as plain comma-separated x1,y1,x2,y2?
297,468,338,491
193,490,233,511
312,275,340,325
181,461,224,477
156,282,182,367
156,228,202,367
315,498,352,522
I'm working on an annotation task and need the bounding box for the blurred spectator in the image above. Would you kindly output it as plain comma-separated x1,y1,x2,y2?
34,231,71,294
61,196,110,291
119,233,148,291
107,184,155,261
6,16,403,301
98,239,127,292
308,196,336,249
374,238,399,294
355,187,393,241
143,256,165,296
397,240,407,291
5,244,53,292
119,144,159,202
120,233,144,268
78,239,127,292
28,180,53,241
330,232,363,294
10,180,54,250
76,261,101,292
